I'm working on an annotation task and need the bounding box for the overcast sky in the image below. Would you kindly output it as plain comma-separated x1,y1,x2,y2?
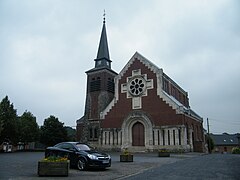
0,0,239,134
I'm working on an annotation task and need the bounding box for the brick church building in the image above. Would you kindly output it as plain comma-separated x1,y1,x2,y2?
76,18,204,152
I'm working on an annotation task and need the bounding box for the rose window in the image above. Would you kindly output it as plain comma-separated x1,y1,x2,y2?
128,77,146,96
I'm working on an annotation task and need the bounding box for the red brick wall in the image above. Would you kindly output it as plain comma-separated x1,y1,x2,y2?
102,59,196,128
183,115,204,141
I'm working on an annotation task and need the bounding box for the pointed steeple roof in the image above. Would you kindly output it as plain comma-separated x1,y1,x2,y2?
93,13,112,69
96,20,110,60
86,13,116,75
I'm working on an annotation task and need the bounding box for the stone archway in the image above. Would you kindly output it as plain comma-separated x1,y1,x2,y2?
121,111,154,150
132,122,145,146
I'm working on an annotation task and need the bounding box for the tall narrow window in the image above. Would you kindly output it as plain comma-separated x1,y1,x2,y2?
89,128,93,139
94,128,98,139
153,130,155,145
113,131,115,145
162,78,169,94
158,130,160,145
104,132,107,145
173,130,176,145
116,131,118,145
120,131,122,145
168,130,170,145
172,87,176,97
178,129,181,145
162,130,165,145
108,132,111,145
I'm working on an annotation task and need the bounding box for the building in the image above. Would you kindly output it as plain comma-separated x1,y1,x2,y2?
211,133,240,153
76,18,204,152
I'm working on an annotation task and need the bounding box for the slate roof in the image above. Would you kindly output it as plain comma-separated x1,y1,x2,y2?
210,133,240,146
96,22,110,60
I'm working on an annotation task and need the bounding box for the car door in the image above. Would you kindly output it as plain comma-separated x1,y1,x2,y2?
60,143,79,166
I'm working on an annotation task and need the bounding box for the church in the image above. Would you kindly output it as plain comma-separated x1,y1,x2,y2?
76,18,204,152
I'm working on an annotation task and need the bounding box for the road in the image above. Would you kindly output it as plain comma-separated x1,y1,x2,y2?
0,151,44,178
127,154,240,180
0,151,179,179
0,152,239,179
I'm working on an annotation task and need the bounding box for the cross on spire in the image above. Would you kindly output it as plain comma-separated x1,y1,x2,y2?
93,10,111,69
103,9,106,24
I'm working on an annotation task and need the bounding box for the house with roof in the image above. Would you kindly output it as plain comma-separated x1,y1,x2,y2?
76,17,205,152
211,133,240,153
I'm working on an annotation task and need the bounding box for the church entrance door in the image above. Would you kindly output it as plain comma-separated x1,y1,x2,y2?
132,122,145,146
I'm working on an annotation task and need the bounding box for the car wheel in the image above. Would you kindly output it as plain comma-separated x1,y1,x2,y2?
77,158,87,170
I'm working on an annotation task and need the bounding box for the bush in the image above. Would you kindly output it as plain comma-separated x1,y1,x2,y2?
122,148,132,155
41,156,68,162
158,148,169,153
232,147,240,154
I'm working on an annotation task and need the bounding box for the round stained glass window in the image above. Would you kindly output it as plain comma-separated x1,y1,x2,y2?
128,77,146,96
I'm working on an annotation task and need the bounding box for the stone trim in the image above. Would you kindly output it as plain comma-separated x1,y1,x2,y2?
121,111,154,150
100,124,193,152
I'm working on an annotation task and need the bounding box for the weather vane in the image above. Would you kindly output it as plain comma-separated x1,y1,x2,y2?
103,9,106,23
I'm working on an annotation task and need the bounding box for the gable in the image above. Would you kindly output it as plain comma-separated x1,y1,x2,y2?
101,60,179,127
115,52,162,102
101,52,202,123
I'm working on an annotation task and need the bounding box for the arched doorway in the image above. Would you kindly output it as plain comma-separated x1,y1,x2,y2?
132,122,145,146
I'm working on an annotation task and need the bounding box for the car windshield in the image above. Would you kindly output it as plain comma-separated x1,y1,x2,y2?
76,144,91,151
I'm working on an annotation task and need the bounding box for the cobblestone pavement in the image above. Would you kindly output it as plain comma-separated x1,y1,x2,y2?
0,151,204,180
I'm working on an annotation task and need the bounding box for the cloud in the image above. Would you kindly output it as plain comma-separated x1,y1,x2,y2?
0,0,239,133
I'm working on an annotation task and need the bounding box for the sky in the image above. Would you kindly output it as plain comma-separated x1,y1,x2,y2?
0,0,239,134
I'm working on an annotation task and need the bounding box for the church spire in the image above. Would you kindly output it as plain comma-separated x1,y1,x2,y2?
95,10,111,68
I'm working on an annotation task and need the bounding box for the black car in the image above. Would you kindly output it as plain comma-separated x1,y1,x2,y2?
45,142,111,170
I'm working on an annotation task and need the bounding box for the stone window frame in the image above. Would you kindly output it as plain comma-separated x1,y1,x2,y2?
128,76,146,97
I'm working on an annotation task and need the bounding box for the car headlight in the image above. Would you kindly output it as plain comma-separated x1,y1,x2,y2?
87,154,98,160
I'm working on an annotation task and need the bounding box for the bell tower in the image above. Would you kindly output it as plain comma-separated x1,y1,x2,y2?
77,14,117,144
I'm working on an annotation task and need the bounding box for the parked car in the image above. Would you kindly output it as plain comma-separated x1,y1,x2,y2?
45,142,111,170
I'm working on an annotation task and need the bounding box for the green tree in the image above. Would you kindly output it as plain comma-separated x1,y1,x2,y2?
0,115,3,137
40,115,68,146
0,96,18,144
19,111,39,146
207,135,214,153
64,126,76,141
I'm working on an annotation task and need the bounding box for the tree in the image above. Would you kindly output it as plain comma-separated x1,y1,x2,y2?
64,126,76,141
0,96,18,144
40,115,68,146
19,111,39,146
206,135,214,153
0,114,3,137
